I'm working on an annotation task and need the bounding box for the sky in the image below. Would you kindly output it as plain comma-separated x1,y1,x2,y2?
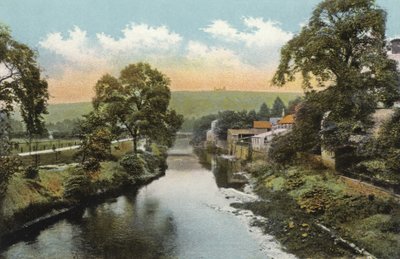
0,0,399,103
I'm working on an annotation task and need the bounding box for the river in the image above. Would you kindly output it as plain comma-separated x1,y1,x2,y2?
1,138,293,259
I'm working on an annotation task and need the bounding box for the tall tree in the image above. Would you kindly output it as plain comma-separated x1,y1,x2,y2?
270,97,286,117
93,63,183,152
272,0,399,150
258,102,270,120
0,24,48,196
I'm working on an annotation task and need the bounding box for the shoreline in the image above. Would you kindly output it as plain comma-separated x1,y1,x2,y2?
0,167,165,250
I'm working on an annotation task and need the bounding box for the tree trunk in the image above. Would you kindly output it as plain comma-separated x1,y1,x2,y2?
133,129,138,153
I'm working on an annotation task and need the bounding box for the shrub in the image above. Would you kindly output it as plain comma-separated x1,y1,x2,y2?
0,157,20,197
24,166,39,179
119,154,147,176
82,157,101,172
246,160,274,177
268,133,297,164
64,169,92,200
298,186,334,214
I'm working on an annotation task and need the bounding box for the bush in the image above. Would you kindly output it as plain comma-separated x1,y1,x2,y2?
119,154,147,176
298,186,334,214
82,157,101,172
24,166,39,179
64,169,92,200
268,133,297,164
0,157,20,197
246,160,274,177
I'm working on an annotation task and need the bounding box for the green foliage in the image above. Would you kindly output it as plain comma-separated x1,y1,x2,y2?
63,169,92,200
82,158,101,172
268,133,297,164
119,154,147,176
191,114,217,144
0,25,49,137
298,186,334,214
92,63,183,152
0,157,20,197
272,0,400,151
257,102,270,120
270,97,287,117
24,166,39,179
215,110,257,140
75,112,113,169
64,168,93,201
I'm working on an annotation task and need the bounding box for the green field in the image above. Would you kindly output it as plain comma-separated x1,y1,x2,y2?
12,91,300,123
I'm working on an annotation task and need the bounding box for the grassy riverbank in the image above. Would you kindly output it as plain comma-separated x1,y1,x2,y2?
239,160,400,258
0,147,167,244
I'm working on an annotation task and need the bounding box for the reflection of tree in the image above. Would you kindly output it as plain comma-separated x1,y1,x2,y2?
194,148,212,170
74,194,177,258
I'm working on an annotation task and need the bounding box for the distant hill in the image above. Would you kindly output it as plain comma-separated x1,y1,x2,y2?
12,91,301,123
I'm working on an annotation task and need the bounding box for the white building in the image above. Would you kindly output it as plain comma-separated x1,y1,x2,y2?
206,120,218,143
251,128,289,152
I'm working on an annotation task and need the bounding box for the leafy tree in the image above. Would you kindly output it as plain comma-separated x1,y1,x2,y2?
75,112,113,169
0,25,48,150
270,97,287,117
0,157,20,197
287,96,303,114
258,102,270,120
374,108,400,173
191,114,217,144
0,24,48,196
272,0,399,151
215,110,254,140
93,63,182,152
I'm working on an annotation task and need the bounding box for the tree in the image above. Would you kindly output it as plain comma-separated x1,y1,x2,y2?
270,97,286,117
287,96,303,114
0,24,48,196
0,25,48,148
191,114,218,144
215,110,253,140
75,112,113,170
93,63,183,152
258,102,270,120
272,0,399,150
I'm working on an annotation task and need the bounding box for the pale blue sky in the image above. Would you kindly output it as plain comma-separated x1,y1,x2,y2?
0,0,399,45
0,0,398,102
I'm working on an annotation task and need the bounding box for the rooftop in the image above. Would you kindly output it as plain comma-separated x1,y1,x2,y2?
253,121,272,129
278,114,295,124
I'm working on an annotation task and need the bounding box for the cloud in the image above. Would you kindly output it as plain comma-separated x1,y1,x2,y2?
200,17,293,69
38,19,297,103
97,23,182,55
186,41,247,70
202,17,293,49
39,23,183,70
39,26,105,69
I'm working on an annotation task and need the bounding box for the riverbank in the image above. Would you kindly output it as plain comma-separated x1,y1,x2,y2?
0,150,166,248
239,159,400,258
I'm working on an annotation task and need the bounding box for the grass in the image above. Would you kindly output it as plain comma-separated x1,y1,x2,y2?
11,91,301,123
252,162,400,258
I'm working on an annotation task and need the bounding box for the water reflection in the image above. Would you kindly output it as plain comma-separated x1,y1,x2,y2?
2,139,267,259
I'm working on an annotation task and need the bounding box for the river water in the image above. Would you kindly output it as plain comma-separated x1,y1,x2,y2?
1,139,293,259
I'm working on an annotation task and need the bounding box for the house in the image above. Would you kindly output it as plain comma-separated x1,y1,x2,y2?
269,117,281,126
227,128,270,145
206,120,218,143
251,128,289,152
227,128,271,157
253,121,272,130
275,114,295,130
391,39,400,54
